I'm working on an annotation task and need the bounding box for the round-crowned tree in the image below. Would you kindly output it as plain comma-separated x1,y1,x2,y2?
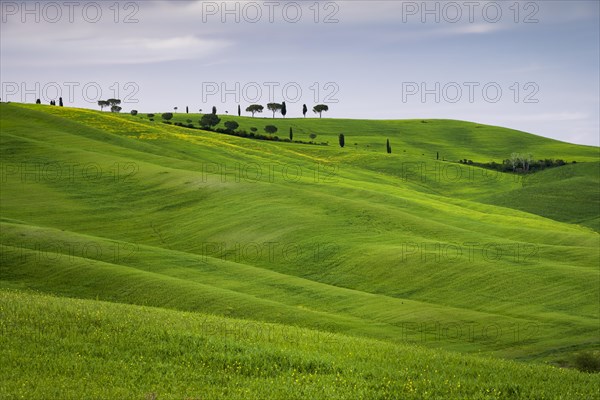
313,104,329,118
246,104,264,117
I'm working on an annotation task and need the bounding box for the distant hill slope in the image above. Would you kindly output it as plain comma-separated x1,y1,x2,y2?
170,112,599,162
476,161,600,231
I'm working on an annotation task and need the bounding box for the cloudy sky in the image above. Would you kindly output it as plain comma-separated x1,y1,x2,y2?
1,0,598,145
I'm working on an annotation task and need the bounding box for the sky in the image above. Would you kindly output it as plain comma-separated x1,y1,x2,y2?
1,0,599,146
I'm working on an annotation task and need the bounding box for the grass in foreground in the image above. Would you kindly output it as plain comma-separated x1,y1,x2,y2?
1,289,599,400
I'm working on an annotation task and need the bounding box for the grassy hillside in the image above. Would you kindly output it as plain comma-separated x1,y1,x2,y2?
170,112,600,229
1,289,598,399
1,103,599,397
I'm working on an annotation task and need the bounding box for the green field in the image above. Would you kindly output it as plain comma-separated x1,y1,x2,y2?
1,103,599,398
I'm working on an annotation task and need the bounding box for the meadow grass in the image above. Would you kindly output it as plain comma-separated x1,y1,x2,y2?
1,289,599,399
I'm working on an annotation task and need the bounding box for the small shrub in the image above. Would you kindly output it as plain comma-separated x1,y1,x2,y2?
200,113,221,128
265,125,278,134
573,351,600,373
224,121,239,131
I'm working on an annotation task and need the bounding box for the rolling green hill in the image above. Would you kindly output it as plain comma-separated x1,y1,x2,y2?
1,103,599,398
